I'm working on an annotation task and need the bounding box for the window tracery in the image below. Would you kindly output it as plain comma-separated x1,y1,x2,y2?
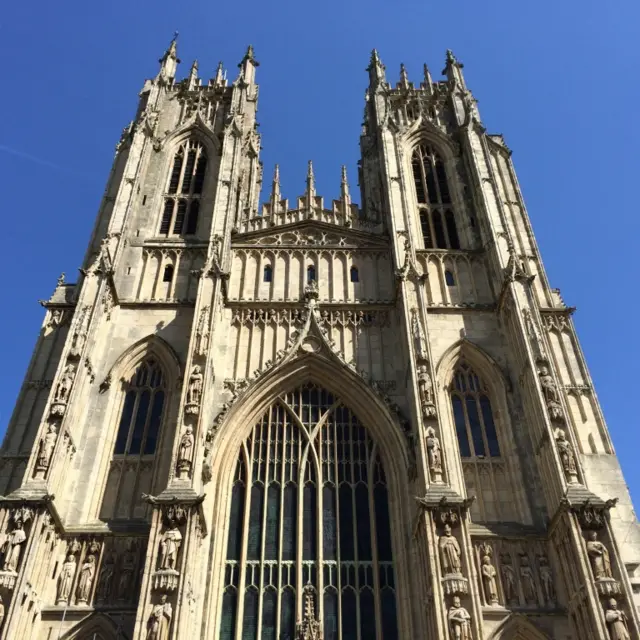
100,358,166,521
412,144,460,250
450,361,512,523
159,139,207,236
219,384,398,640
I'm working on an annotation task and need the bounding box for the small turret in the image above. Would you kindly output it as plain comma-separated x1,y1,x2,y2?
213,61,225,87
442,49,466,88
398,63,412,90
422,63,434,92
158,32,180,83
187,60,199,90
237,44,259,85
367,49,387,92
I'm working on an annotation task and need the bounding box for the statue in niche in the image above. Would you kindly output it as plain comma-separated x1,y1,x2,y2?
96,551,116,602
425,427,442,480
54,364,75,404
37,424,57,471
448,596,473,639
159,522,183,571
587,531,613,580
2,514,28,572
411,309,428,361
481,553,499,605
76,554,96,604
519,554,537,604
186,365,203,407
439,525,462,575
117,544,137,601
500,554,517,603
605,598,631,640
538,555,556,605
555,428,578,482
177,426,194,470
538,364,559,404
147,594,172,640
417,365,437,418
56,554,77,604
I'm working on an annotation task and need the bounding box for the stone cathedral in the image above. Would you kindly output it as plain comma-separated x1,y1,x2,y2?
0,36,639,640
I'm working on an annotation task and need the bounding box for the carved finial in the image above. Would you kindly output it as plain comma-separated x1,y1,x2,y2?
443,49,465,87
187,59,199,89
306,161,316,210
57,273,66,288
214,61,224,86
367,49,386,91
296,583,322,640
423,63,433,91
270,164,281,212
399,63,410,89
239,44,259,67
340,165,351,217
158,32,181,81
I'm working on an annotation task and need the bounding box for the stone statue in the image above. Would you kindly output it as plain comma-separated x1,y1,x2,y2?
605,598,631,640
417,365,437,418
538,555,556,605
186,365,203,406
439,525,462,575
159,523,183,571
426,427,442,479
481,554,499,605
37,424,57,470
555,429,578,482
2,519,27,572
117,546,136,601
500,554,517,603
538,365,559,403
177,426,194,468
56,554,77,604
96,551,116,602
76,554,96,604
448,596,473,639
587,531,613,580
411,309,428,361
54,364,75,404
147,594,172,640
519,554,537,604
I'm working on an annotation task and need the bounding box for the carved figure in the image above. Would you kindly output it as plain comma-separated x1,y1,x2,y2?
555,428,578,482
37,424,57,470
76,554,96,604
425,427,442,479
177,426,194,468
439,525,462,575
96,551,116,602
500,554,517,603
587,531,613,580
54,364,75,404
417,365,437,418
519,554,537,604
56,554,77,603
411,309,428,360
117,546,136,600
448,596,473,639
538,555,556,605
605,598,631,640
147,594,172,640
538,365,559,404
481,554,499,605
159,524,183,571
2,519,27,572
186,365,203,406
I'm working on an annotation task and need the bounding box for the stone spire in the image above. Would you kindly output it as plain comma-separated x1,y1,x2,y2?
187,60,199,90
423,63,433,92
158,32,180,82
398,63,411,90
367,49,387,92
270,164,281,212
306,161,316,211
340,165,351,205
237,44,259,85
213,61,225,87
443,49,466,88
295,585,322,640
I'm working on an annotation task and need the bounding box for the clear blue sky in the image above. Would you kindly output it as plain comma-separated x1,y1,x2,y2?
1,1,639,502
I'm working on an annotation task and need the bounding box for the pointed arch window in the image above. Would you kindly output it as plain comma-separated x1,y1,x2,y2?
160,139,207,236
219,384,399,640
412,144,460,250
100,358,166,521
450,361,512,523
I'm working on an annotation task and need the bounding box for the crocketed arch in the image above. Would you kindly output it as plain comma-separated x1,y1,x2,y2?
97,335,180,521
206,356,415,640
488,613,552,640
437,340,530,524
60,612,122,639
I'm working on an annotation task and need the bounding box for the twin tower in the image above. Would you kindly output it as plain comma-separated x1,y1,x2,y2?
0,37,638,639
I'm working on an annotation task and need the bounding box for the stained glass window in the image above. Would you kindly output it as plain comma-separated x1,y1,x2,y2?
220,383,398,640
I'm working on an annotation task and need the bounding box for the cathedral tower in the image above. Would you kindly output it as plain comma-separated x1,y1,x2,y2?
0,39,638,639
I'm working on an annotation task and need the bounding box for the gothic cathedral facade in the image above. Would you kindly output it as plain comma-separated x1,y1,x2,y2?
0,39,638,640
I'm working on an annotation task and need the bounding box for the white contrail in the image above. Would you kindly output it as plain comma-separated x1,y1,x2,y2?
0,144,97,178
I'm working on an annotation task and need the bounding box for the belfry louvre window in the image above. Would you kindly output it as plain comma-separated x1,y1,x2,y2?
100,358,166,520
450,361,512,522
219,384,398,640
412,144,460,250
159,139,207,236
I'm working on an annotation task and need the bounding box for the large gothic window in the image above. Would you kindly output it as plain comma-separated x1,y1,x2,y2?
412,144,460,250
159,139,207,236
220,384,398,640
450,361,514,523
100,358,166,520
